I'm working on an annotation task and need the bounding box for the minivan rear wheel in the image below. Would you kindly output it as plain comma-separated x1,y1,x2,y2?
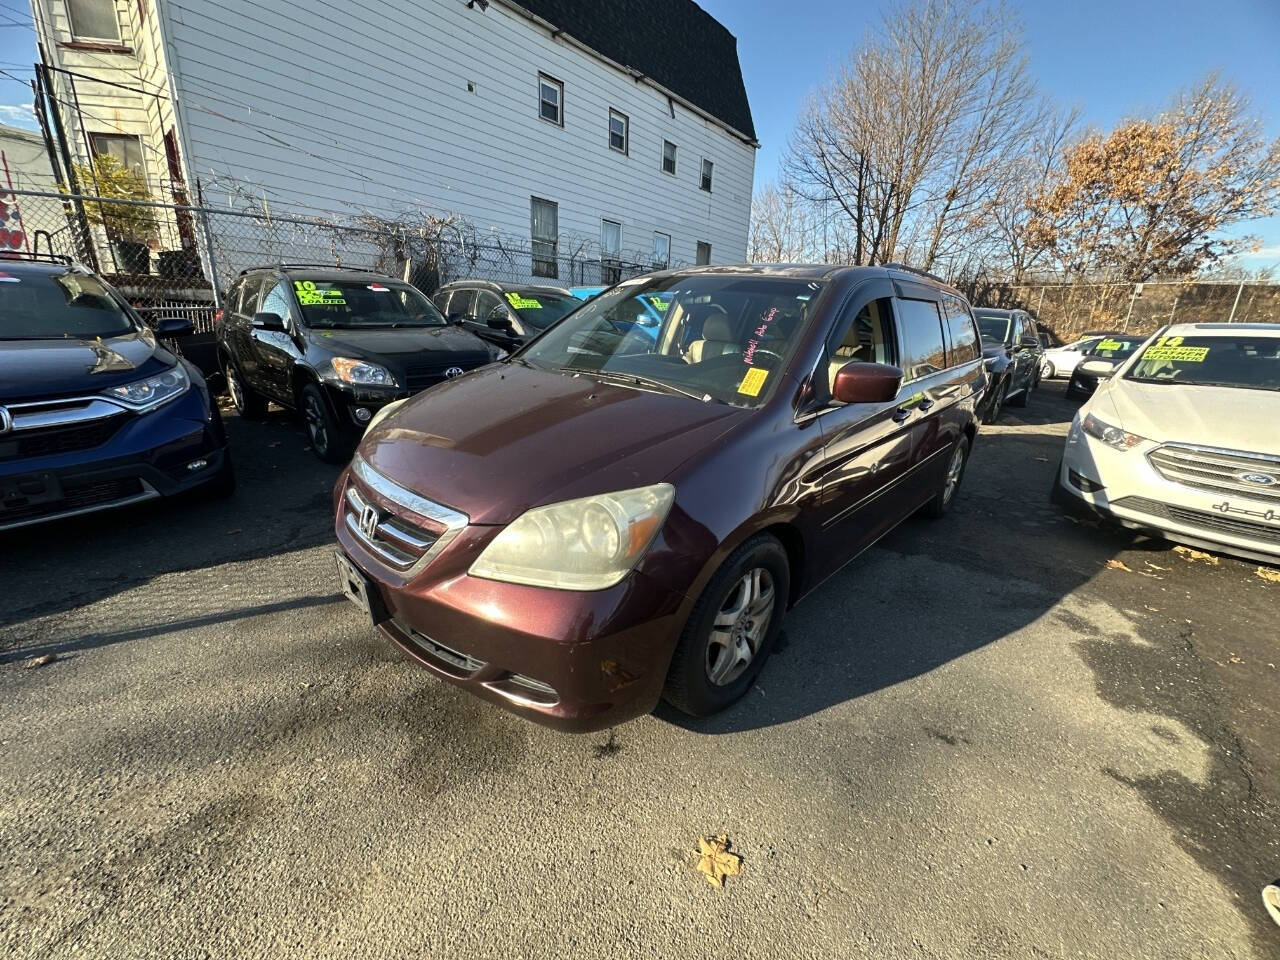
923,434,971,518
663,534,790,717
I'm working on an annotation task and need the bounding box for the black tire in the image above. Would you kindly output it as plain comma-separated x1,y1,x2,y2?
983,377,1008,424
1009,372,1031,407
1043,361,1056,380
222,355,268,420
300,382,350,464
663,534,790,718
923,434,971,518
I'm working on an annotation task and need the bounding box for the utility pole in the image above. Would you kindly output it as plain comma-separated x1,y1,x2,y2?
1227,279,1245,322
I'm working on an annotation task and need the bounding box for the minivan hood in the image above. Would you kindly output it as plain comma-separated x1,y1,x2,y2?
1098,379,1280,454
358,363,749,524
0,331,172,403
315,325,491,362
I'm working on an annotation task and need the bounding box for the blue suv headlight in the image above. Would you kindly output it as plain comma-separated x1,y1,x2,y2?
102,365,191,412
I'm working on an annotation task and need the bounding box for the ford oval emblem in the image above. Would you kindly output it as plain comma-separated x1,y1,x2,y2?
1239,472,1277,487
444,366,465,379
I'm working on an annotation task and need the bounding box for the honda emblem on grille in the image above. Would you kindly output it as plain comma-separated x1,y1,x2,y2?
0,405,11,435
357,503,380,539
1238,472,1277,487
444,366,465,379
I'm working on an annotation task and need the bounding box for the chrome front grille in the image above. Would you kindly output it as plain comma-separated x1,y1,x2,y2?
343,457,468,575
1147,444,1280,505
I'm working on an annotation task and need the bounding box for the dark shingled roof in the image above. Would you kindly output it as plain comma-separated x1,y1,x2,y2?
513,0,756,141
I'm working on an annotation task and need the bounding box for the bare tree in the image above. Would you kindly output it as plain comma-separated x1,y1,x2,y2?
784,0,1041,271
748,182,820,262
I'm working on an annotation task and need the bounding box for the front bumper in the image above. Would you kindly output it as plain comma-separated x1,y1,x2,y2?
332,469,687,732
1054,423,1280,564
0,382,229,531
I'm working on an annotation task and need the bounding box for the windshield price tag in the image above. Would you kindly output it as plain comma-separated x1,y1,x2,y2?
1143,345,1209,362
294,280,346,306
1097,338,1125,351
737,367,769,397
646,296,668,312
505,292,542,310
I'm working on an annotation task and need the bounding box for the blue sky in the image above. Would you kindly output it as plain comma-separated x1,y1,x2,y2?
3,0,1278,264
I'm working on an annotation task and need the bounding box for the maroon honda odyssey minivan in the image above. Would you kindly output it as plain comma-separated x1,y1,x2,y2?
333,265,987,731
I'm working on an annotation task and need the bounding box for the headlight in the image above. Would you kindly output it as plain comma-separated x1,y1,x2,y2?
327,357,396,387
364,397,408,434
469,483,675,590
1082,413,1143,451
102,364,190,411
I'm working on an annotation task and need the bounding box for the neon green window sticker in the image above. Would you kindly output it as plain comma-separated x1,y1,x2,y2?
505,292,542,310
294,280,346,306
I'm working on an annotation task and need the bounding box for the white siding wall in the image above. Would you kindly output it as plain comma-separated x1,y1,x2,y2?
0,123,59,191
157,0,756,265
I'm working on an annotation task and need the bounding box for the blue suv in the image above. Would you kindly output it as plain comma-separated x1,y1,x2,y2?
0,254,232,532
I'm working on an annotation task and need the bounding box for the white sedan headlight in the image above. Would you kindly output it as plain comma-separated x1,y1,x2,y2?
1082,413,1144,451
102,364,190,411
327,356,396,387
470,484,675,590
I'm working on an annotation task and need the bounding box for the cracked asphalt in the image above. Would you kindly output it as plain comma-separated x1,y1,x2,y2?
2,383,1278,959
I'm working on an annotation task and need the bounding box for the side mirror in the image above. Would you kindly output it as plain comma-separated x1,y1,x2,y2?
832,361,903,405
252,311,287,332
154,315,194,337
1079,359,1117,377
1020,336,1040,349
487,309,515,332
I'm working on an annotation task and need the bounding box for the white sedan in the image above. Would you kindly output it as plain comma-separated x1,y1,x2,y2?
1054,322,1280,564
1041,333,1121,379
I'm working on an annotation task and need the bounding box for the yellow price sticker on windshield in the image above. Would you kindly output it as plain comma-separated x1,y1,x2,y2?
1097,339,1124,351
738,367,769,397
294,280,345,306
1143,345,1209,362
506,292,542,310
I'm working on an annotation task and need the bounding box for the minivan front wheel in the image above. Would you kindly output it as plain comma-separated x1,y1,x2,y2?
663,534,790,717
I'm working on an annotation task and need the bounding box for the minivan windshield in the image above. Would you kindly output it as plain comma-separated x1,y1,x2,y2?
0,269,134,340
1126,335,1280,391
293,279,447,329
517,274,826,408
974,312,1012,344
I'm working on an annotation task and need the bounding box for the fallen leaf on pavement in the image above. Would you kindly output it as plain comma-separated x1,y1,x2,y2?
1173,546,1219,565
1106,559,1133,572
1228,655,1243,664
696,835,743,888
23,654,58,670
1256,567,1280,584
1145,562,1170,571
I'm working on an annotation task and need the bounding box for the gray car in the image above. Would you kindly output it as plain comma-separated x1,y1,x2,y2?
974,307,1044,421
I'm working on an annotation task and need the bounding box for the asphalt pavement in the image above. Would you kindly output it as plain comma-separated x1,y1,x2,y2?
2,382,1278,959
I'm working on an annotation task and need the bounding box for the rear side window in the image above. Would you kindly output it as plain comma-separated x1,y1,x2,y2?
447,289,474,318
943,298,980,364
475,290,503,317
238,275,265,317
431,290,451,312
896,298,948,380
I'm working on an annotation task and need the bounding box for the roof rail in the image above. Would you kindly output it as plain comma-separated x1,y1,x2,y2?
236,262,377,276
881,262,949,286
0,251,74,265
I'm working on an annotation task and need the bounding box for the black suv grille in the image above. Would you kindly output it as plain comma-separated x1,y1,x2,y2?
0,415,126,462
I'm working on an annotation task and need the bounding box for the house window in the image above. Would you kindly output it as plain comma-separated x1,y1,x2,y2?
696,242,711,266
90,133,144,177
601,219,622,284
67,0,121,41
538,74,563,126
608,109,628,154
531,197,558,278
662,140,677,176
652,232,670,269
700,159,714,192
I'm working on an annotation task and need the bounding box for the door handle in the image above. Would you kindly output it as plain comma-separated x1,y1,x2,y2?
892,407,912,423
918,398,935,412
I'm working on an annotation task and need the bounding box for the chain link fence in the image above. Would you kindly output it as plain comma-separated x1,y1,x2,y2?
1,188,667,375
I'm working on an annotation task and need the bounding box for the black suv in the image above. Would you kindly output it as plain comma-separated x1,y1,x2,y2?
431,280,581,351
973,307,1044,421
1,254,231,532
216,266,498,462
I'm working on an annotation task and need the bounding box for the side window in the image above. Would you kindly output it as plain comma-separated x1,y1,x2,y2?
431,290,451,312
944,298,980,364
448,289,475,319
224,279,243,318
239,276,265,318
474,290,502,318
260,282,292,324
896,298,948,380
827,297,897,395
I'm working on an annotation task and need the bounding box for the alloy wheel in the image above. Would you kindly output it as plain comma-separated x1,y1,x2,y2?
705,567,776,687
227,367,244,413
304,393,329,455
943,442,966,507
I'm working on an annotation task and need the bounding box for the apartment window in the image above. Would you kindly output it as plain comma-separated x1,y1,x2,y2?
652,232,671,269
601,219,622,284
90,133,144,177
608,109,628,154
531,197,558,278
696,241,711,266
67,0,121,41
538,74,563,126
662,140,677,176
700,158,714,192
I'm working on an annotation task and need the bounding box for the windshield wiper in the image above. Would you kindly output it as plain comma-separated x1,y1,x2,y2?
586,369,716,403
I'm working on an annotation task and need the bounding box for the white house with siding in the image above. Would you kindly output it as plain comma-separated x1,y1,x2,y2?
28,0,757,271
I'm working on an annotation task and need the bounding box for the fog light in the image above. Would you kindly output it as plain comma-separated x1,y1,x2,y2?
354,407,372,423
186,458,209,472
1068,469,1103,493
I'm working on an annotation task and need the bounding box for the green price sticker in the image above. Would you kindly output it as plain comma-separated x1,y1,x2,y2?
505,292,542,310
